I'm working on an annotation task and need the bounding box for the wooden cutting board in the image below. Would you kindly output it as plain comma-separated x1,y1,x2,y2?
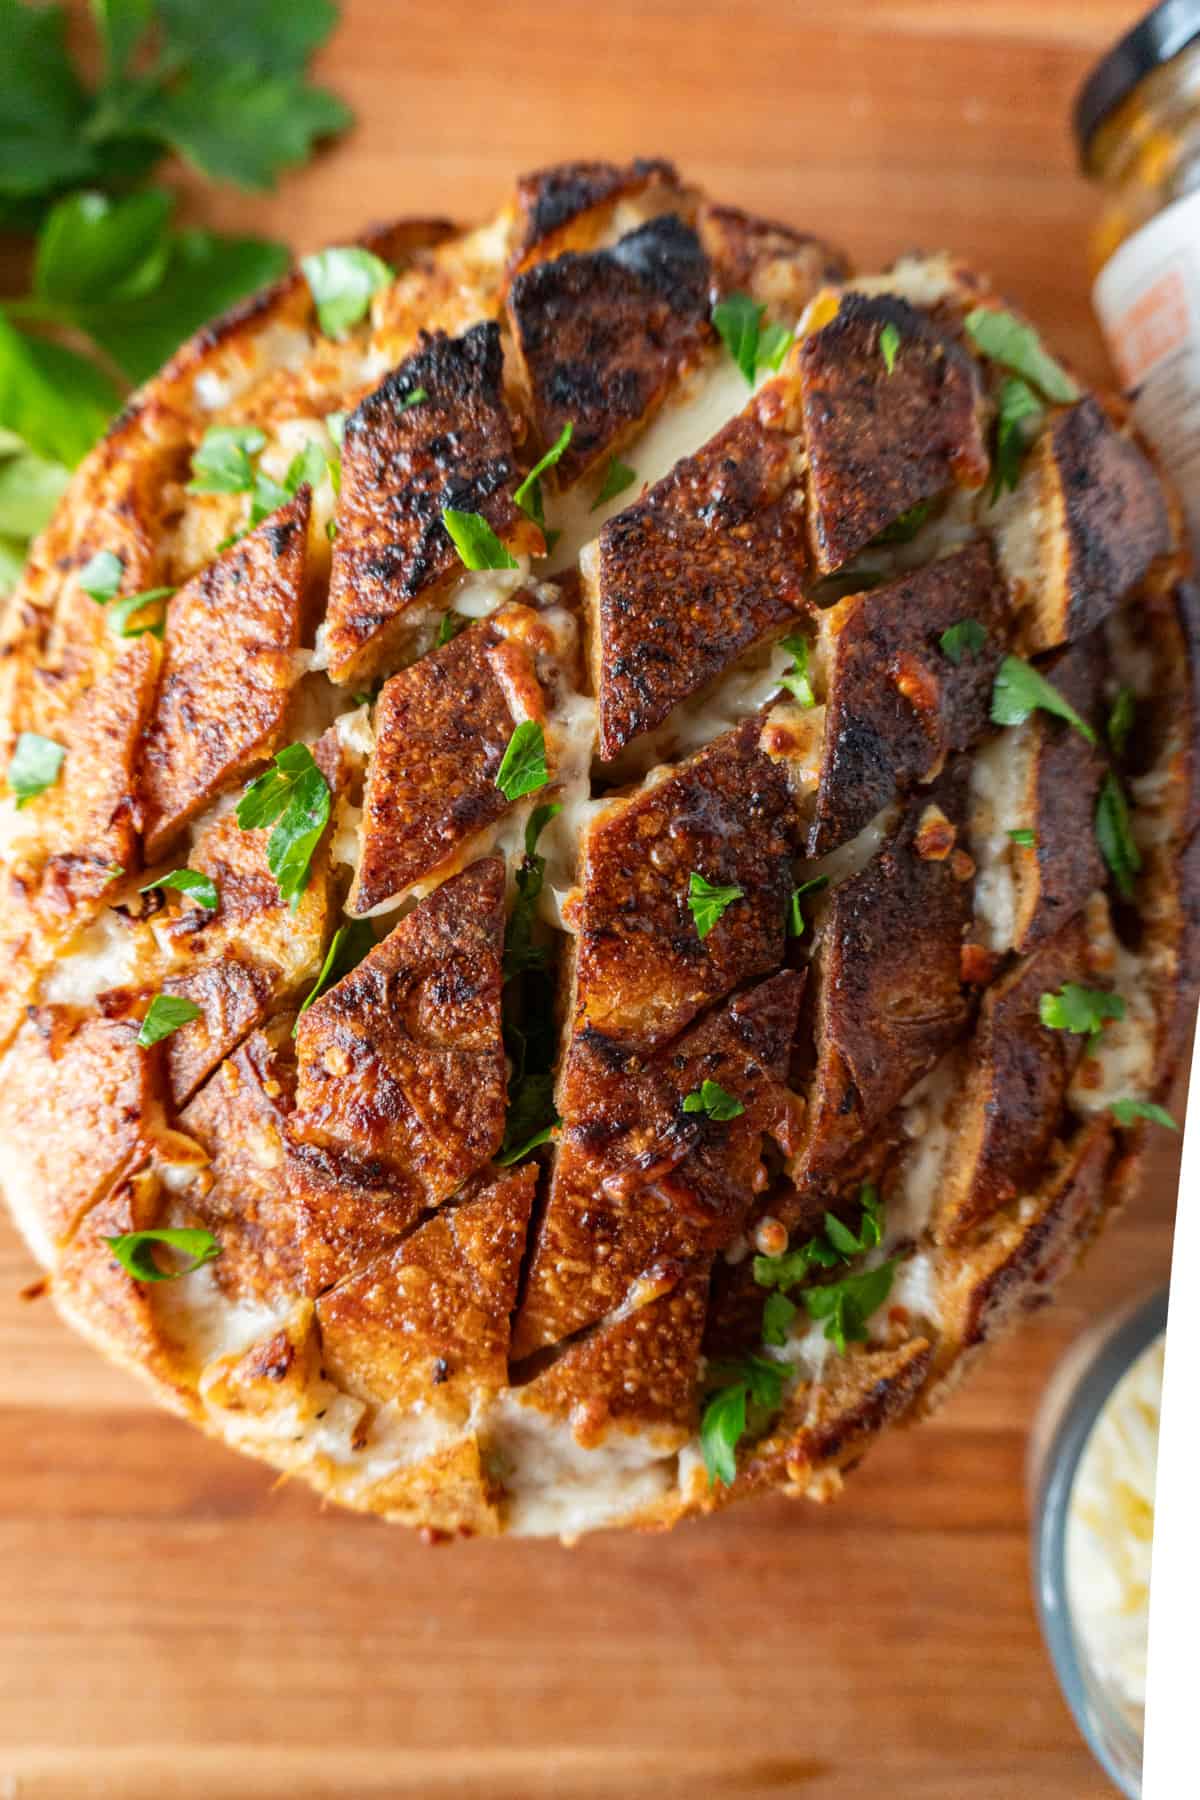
0,3,1184,1794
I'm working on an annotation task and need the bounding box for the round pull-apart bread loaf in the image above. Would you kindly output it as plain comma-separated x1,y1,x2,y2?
0,159,1195,1540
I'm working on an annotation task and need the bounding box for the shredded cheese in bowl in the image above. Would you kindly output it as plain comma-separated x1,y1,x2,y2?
1065,1333,1163,1715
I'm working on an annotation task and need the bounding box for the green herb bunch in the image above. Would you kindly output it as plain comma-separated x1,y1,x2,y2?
0,0,353,594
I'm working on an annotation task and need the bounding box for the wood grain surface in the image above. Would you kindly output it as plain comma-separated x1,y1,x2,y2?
0,2,1188,1795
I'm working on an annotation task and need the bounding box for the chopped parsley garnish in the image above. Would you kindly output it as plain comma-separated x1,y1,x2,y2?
989,376,1042,500
502,802,562,980
873,498,933,544
879,320,900,374
496,1069,560,1166
939,618,987,665
435,610,467,647
104,1226,221,1284
250,440,327,525
325,411,347,447
681,1079,745,1121
1008,828,1037,848
495,721,549,802
301,246,394,338
136,993,203,1048
1096,772,1142,900
7,731,64,807
687,871,743,939
991,654,1097,745
140,868,218,910
712,290,792,385
802,1259,897,1354
1111,1098,1179,1132
400,387,428,410
778,633,815,708
1039,982,1125,1040
754,1184,884,1290
295,919,375,1025
761,1290,798,1347
700,1353,788,1487
787,875,828,936
187,424,266,495
514,422,573,531
963,308,1080,405
235,742,331,910
107,585,174,638
1107,687,1136,759
591,456,636,511
78,549,123,602
441,507,518,571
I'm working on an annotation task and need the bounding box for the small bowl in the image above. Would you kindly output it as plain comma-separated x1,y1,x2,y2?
1027,1288,1167,1799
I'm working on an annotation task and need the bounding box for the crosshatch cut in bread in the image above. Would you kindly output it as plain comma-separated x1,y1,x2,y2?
0,158,1195,1541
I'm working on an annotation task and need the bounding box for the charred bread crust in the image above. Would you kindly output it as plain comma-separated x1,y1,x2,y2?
515,971,802,1355
932,918,1091,1245
793,770,974,1186
510,158,683,272
349,604,553,912
572,717,797,1055
1,167,1192,1539
507,214,713,484
998,398,1175,653
141,490,311,860
798,293,988,572
590,383,810,757
289,859,507,1203
810,539,1007,854
325,323,539,683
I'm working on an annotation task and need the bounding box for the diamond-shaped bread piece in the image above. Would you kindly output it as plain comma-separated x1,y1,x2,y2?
315,1162,536,1416
141,490,311,860
699,203,850,307
0,1008,162,1253
997,398,1173,653
513,970,802,1355
793,771,974,1186
507,214,712,487
798,293,988,572
289,859,507,1201
810,539,1007,854
932,917,1093,1245
349,604,555,913
589,386,810,757
515,1267,709,1448
511,157,682,271
325,323,539,683
572,716,799,1055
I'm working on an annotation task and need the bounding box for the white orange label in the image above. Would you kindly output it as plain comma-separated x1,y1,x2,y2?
1094,188,1200,548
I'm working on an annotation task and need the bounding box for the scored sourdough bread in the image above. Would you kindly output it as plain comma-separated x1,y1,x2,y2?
0,158,1194,1540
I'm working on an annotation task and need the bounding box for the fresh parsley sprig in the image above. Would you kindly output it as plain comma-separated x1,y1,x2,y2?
712,291,792,386
236,742,331,910
591,456,636,511
681,1079,744,1121
700,1353,788,1487
787,875,828,937
991,654,1097,746
140,868,219,910
1039,983,1125,1040
495,721,549,802
301,246,394,338
778,634,816,708
295,918,376,1026
136,992,202,1048
6,729,64,807
442,507,519,571
1096,771,1142,900
514,423,573,531
1111,1098,1179,1131
502,802,562,981
939,618,987,665
105,1226,221,1284
687,871,743,939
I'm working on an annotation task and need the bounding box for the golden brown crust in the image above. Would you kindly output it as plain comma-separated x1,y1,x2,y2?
799,293,988,572
591,384,810,756
698,203,849,306
316,1163,535,1414
507,214,713,484
290,859,507,1202
325,323,539,683
518,1267,709,1447
811,539,1006,853
511,158,682,272
349,604,551,912
141,491,311,860
1012,636,1107,950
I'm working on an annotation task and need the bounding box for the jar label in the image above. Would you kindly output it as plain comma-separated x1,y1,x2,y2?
1093,188,1200,549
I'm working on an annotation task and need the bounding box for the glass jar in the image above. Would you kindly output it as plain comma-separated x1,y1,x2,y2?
1027,1289,1167,1800
1076,3,1200,544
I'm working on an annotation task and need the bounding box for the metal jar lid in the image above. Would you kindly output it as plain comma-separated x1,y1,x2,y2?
1074,0,1200,167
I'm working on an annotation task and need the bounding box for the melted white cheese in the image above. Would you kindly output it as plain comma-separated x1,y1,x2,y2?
480,1391,679,1541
